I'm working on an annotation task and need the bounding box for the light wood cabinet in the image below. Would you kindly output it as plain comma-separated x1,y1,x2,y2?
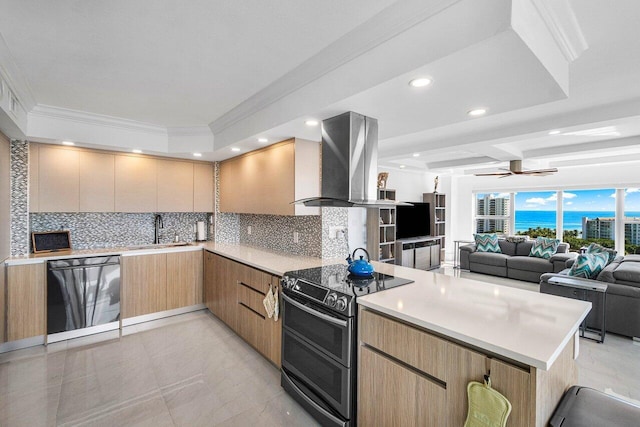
358,308,577,427
157,160,194,212
166,251,203,310
38,145,80,212
79,151,115,212
115,155,157,213
203,251,282,366
6,263,46,341
122,253,167,318
30,143,215,213
359,345,447,427
193,162,214,212
219,138,319,216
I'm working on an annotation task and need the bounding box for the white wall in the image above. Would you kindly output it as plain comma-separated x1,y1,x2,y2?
380,167,437,202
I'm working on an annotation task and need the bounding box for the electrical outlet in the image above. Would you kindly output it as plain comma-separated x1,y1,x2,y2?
293,231,299,243
247,226,252,235
329,226,346,239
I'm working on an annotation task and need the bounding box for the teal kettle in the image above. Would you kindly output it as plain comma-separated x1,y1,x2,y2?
346,248,375,277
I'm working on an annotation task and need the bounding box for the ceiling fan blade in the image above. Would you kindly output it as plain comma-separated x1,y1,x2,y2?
474,172,512,177
519,168,558,175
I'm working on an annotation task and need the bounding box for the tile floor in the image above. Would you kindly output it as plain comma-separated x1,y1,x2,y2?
0,311,319,427
1,267,639,426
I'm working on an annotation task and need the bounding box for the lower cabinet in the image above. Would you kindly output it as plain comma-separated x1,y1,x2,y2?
123,251,203,319
5,263,46,342
203,251,282,366
358,308,574,427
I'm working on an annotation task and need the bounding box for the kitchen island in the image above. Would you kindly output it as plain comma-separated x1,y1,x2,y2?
357,262,591,427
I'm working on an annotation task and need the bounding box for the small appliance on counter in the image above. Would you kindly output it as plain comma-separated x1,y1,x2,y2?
196,220,206,241
280,263,414,427
346,247,374,277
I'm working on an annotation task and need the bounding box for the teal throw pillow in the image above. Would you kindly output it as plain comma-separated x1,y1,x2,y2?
528,237,560,259
567,252,609,279
474,233,501,253
586,243,617,265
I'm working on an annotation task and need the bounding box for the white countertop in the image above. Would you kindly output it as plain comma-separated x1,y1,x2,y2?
201,242,337,276
4,242,204,266
358,262,591,371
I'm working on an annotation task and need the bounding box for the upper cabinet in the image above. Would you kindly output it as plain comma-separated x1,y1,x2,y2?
219,138,320,216
156,159,193,212
193,162,214,212
79,151,115,212
29,143,214,213
115,155,158,212
38,145,80,212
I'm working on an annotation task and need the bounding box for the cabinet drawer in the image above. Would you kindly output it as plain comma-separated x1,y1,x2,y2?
237,282,267,317
360,308,447,382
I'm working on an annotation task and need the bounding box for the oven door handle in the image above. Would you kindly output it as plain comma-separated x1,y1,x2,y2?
282,293,348,327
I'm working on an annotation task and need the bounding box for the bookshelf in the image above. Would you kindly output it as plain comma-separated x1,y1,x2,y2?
366,189,396,263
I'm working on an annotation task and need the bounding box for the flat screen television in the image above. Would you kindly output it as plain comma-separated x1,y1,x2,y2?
395,202,430,239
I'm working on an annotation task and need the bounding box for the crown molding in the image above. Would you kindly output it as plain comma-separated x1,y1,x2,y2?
29,104,167,135
209,0,462,135
530,0,588,62
0,32,37,111
167,126,213,137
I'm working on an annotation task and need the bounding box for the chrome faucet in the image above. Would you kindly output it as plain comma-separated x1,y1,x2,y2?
154,214,164,244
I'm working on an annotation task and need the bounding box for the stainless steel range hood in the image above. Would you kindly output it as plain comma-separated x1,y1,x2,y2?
296,111,409,208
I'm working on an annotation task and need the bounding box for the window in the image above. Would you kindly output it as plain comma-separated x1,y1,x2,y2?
561,189,616,251
624,187,640,254
514,191,557,238
474,193,511,235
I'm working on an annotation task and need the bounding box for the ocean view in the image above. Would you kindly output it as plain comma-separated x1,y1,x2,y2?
515,210,640,233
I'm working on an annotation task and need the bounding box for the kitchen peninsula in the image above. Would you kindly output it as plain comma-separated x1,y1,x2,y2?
356,262,591,427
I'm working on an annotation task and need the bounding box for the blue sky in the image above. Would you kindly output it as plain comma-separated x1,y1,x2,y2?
513,189,640,211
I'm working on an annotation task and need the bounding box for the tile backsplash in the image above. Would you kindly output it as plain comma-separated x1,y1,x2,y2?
238,214,323,258
30,212,211,250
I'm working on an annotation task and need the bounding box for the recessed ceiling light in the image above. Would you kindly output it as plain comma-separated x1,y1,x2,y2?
305,120,319,127
548,130,561,135
409,77,432,88
132,149,142,154
467,108,487,117
412,153,420,157
231,147,241,152
399,165,406,169
258,138,268,143
193,152,202,157
62,141,74,146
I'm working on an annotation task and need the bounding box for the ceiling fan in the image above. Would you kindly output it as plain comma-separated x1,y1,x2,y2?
474,160,558,178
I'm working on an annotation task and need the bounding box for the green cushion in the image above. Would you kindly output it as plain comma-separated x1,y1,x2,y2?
568,252,610,279
586,242,617,265
529,237,560,259
474,233,501,253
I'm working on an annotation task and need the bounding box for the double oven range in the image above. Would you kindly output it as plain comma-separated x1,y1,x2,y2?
280,264,413,426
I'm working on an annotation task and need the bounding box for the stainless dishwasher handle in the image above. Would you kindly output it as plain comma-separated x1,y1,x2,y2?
282,293,348,327
48,262,120,271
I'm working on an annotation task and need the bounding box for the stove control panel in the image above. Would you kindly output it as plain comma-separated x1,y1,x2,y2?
281,275,354,315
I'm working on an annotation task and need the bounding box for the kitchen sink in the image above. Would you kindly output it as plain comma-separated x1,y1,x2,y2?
126,242,196,250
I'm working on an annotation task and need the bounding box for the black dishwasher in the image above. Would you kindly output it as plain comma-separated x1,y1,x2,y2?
47,256,121,341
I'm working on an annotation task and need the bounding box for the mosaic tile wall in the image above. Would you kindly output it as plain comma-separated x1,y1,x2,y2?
321,207,350,259
9,140,29,256
213,162,239,243
238,214,323,257
30,212,211,250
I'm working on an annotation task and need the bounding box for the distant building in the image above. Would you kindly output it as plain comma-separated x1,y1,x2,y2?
476,195,510,234
582,217,640,244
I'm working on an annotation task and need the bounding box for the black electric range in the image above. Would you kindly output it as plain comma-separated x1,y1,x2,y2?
281,264,414,318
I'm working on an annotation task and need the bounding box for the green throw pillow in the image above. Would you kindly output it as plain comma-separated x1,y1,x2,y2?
474,233,501,253
529,237,560,259
586,243,617,265
567,252,609,279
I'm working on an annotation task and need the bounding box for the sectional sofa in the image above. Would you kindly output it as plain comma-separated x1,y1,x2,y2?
459,239,575,283
540,255,640,338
